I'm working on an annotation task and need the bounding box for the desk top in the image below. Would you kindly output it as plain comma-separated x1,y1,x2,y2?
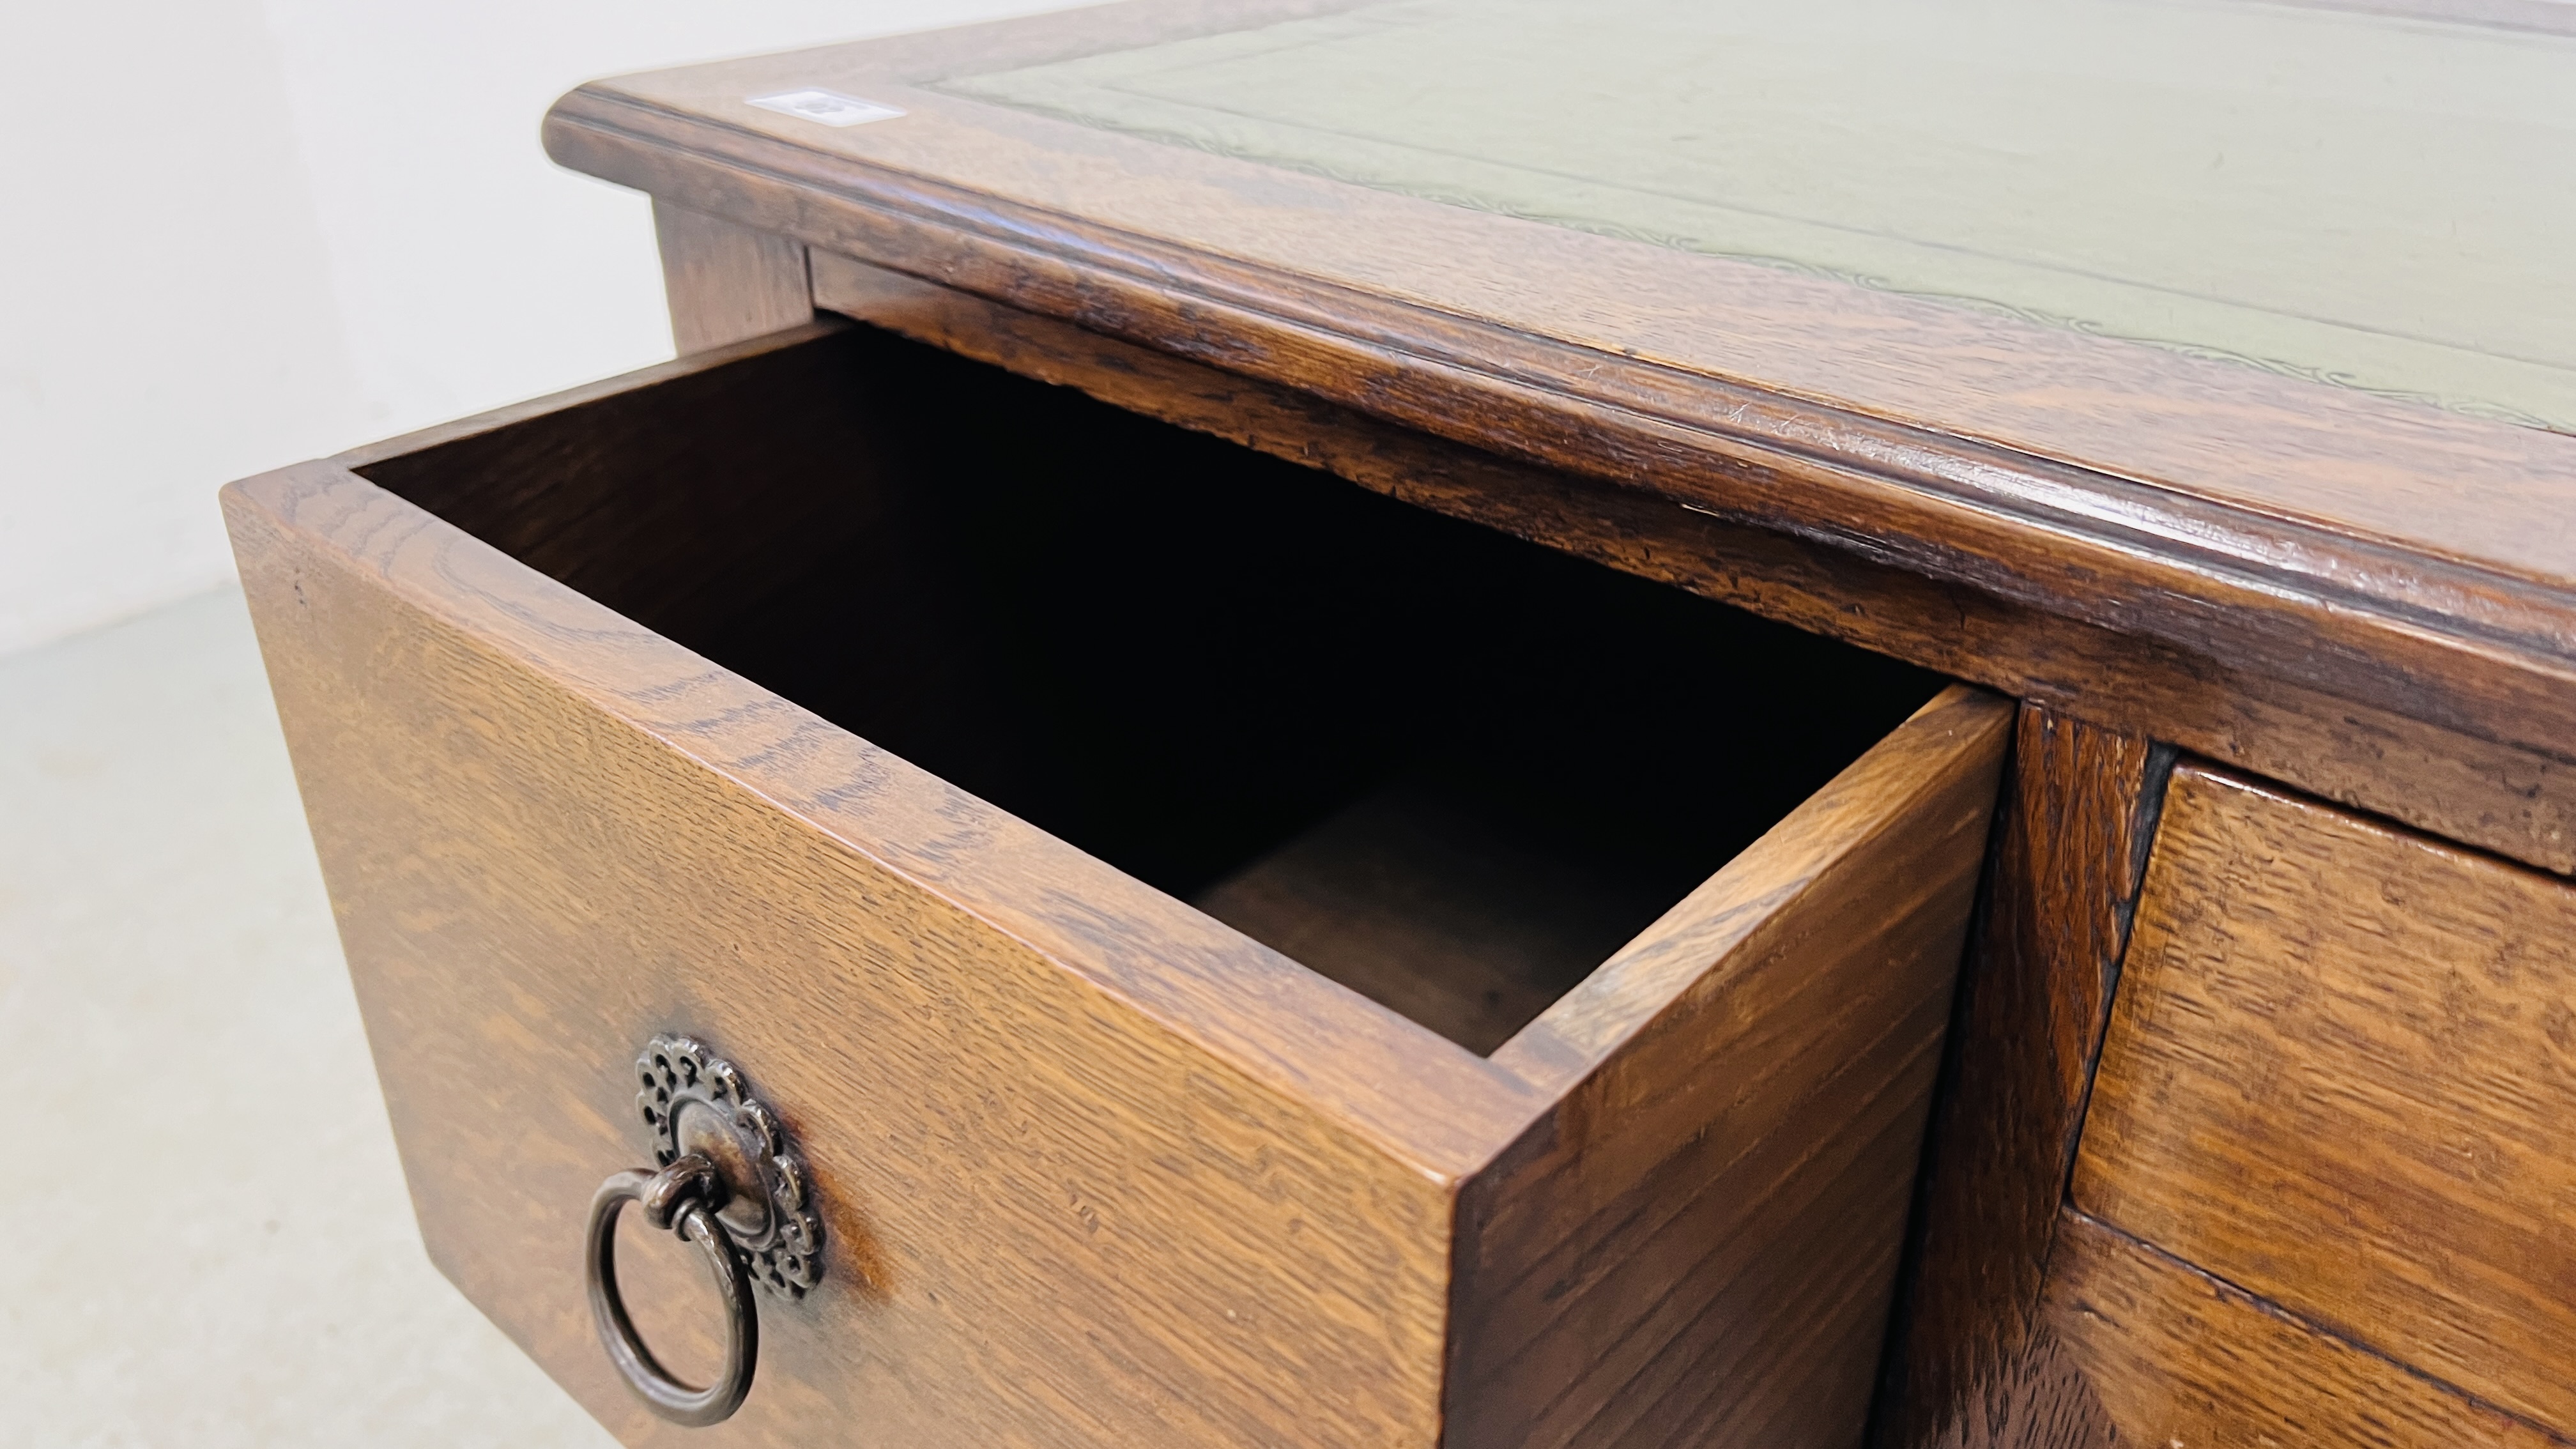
542,0,2576,799
948,0,2576,436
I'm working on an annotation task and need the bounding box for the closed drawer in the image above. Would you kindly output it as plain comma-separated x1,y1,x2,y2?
2038,1209,2561,1449
2069,765,2576,1439
222,321,2009,1448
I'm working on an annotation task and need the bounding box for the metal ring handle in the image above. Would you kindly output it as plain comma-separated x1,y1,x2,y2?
586,1155,759,1427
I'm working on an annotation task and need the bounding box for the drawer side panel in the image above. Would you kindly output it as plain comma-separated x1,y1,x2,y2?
1452,686,2014,1449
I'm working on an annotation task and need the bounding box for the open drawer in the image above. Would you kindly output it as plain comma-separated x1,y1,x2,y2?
222,321,2009,1449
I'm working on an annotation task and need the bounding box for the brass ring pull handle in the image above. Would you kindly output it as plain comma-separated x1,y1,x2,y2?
587,1155,758,1426
583,1034,827,1428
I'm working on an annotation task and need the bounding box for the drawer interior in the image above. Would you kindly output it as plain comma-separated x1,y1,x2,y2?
359,325,1939,1055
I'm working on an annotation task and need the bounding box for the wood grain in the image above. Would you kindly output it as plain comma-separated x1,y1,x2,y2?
530,28,2576,843
1189,776,1684,1057
1871,709,2170,1449
1452,686,2014,1449
1915,1329,2112,1449
222,466,1529,1449
2074,765,2576,1436
2042,1209,2572,1448
809,252,2576,881
227,325,2008,1445
652,199,811,354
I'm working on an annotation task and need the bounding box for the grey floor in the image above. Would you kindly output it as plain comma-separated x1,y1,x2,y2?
0,589,616,1447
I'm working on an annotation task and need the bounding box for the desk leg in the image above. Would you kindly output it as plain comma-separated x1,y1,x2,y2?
1872,705,2173,1449
652,198,813,355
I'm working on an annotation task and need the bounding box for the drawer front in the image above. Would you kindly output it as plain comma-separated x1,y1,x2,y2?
222,462,1510,1448
224,324,2009,1448
2039,1209,2557,1449
2070,765,2576,1436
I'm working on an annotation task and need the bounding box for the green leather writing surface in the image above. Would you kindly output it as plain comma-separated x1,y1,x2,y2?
946,0,2576,430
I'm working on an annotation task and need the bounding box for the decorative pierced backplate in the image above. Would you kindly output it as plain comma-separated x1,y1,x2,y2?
634,1034,824,1300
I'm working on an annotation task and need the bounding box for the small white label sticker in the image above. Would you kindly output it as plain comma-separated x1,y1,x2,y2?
747,89,907,128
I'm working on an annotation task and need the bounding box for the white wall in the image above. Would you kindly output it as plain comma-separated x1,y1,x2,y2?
0,0,1075,656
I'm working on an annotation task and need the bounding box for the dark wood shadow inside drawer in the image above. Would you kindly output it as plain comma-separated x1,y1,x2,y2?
355,323,1942,1055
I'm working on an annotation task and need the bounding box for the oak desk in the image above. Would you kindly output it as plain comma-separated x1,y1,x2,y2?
223,2,2576,1445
